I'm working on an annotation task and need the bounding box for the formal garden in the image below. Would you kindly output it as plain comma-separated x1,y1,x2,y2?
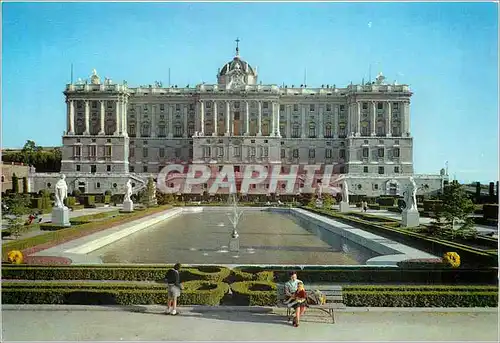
2,142,498,308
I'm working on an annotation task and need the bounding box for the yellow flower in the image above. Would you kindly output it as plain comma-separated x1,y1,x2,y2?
443,252,460,268
7,250,23,265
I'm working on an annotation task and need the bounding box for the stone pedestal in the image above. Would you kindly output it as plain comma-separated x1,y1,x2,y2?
51,207,71,227
339,201,350,213
123,200,134,212
229,237,240,252
402,209,420,228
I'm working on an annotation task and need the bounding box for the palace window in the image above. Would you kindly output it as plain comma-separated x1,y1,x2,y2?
105,146,112,157
204,147,211,158
281,149,286,158
160,104,165,111
188,123,195,136
90,165,97,173
324,124,332,138
263,147,268,157
143,148,148,158
280,105,285,111
378,166,385,174
218,147,224,157
158,124,166,137
325,149,332,158
340,105,345,111
89,145,97,157
130,148,135,157
130,166,134,172
362,102,368,110
393,103,399,110
309,104,315,112
394,166,400,173
175,148,181,158
293,149,299,158
393,148,400,157
74,146,81,157
378,102,383,110
263,102,269,109
362,148,369,158
363,166,369,173
309,149,315,159
326,104,332,112
308,123,316,138
159,148,165,158
234,146,241,157
106,165,111,172
174,125,182,137
141,123,150,137
76,165,81,172
377,126,384,136
92,101,97,109
378,148,384,158
143,166,148,173
292,124,300,138
293,104,298,112
176,104,181,111
250,147,256,157
339,149,345,159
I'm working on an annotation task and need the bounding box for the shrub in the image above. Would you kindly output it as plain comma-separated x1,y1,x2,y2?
377,197,395,207
1,280,230,306
83,196,96,208
231,267,275,282
230,281,277,306
423,200,443,212
483,204,499,220
64,197,77,207
40,224,70,231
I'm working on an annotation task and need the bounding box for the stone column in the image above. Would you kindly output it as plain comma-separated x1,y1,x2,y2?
276,102,281,137
183,105,188,138
67,100,75,134
257,101,262,136
386,101,392,137
212,101,218,136
333,104,339,138
371,101,376,136
225,101,230,136
200,100,205,136
245,100,249,135
403,101,410,136
286,105,292,138
356,101,361,137
301,105,306,138
84,100,90,135
168,105,173,138
122,97,128,137
271,102,276,136
151,104,156,137
318,106,324,138
347,103,352,136
114,99,120,135
99,100,105,135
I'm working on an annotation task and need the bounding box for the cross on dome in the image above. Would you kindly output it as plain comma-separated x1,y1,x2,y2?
235,37,240,57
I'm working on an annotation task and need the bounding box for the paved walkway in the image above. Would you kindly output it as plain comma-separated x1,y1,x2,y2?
2,305,498,341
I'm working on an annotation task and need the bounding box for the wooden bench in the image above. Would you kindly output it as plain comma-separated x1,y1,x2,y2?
277,284,346,324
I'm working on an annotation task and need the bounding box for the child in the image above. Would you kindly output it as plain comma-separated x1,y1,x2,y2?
284,281,307,327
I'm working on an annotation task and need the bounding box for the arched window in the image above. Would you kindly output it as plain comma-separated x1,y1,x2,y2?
292,124,300,138
141,122,150,137
262,121,270,136
307,122,315,138
325,124,332,138
158,122,166,137
105,118,115,135
174,124,183,137
128,123,136,137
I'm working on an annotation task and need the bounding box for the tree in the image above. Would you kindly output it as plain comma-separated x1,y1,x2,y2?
433,181,476,240
22,177,28,194
4,194,32,239
11,173,19,193
323,193,334,209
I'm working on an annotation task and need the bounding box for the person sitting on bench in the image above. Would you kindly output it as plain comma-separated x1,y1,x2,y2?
284,281,307,327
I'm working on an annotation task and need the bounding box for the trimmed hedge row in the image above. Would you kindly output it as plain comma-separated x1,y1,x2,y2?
231,267,274,282
1,265,231,282
2,280,229,306
230,281,277,306
343,291,498,307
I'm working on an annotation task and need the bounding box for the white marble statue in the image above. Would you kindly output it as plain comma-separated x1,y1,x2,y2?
124,180,133,202
404,177,418,211
342,179,349,203
55,174,68,208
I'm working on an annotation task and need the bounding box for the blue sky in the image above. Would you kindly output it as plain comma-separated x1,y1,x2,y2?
2,2,498,183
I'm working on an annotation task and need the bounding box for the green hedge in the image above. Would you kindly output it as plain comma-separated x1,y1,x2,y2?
368,204,381,210
231,267,274,282
423,200,443,212
483,204,498,220
230,281,277,306
1,280,229,306
344,290,498,307
64,197,77,207
83,195,96,208
1,265,231,282
377,197,396,207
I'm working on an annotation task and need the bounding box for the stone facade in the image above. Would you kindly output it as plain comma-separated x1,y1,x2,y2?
1,162,33,193
31,43,447,196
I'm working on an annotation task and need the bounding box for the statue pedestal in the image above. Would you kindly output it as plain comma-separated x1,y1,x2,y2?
229,237,240,252
122,200,134,213
402,209,420,228
52,207,71,227
339,201,350,213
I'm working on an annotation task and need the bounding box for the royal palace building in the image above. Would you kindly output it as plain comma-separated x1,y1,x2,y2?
31,44,447,197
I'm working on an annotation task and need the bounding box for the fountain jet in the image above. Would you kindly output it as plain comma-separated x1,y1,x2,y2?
227,193,243,251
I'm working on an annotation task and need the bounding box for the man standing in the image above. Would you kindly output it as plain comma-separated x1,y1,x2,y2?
165,263,183,315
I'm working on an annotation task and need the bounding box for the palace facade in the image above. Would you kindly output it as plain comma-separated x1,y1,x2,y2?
31,44,447,197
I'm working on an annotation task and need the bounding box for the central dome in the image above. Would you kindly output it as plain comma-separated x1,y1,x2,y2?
219,56,256,76
216,39,258,86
